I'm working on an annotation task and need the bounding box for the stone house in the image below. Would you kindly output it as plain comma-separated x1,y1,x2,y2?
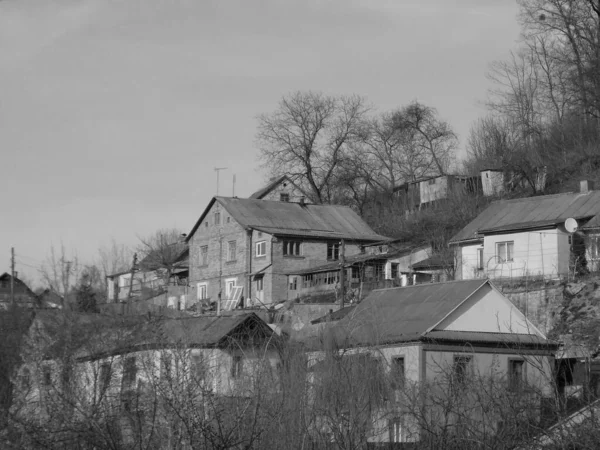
450,180,600,281
185,196,389,310
12,310,278,422
306,279,558,445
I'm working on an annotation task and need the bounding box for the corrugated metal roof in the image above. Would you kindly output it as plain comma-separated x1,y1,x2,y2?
450,190,600,244
223,197,388,241
328,279,489,347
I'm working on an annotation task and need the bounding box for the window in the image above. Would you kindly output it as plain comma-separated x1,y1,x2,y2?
225,279,236,298
509,359,525,391
351,266,360,279
20,367,31,391
99,362,112,393
374,262,384,280
327,243,340,260
303,274,313,288
477,248,484,270
428,178,436,185
283,240,302,256
453,356,472,385
280,193,290,202
391,263,399,279
256,276,264,292
388,417,405,443
121,357,137,391
200,245,208,266
496,241,514,263
214,211,220,225
256,241,266,257
204,221,208,228
391,356,405,390
226,216,231,223
227,240,237,261
197,283,208,300
231,355,243,378
289,276,297,290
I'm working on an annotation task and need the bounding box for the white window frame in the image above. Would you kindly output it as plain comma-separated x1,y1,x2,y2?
200,245,208,266
255,241,266,257
255,276,264,292
225,278,237,299
227,240,237,261
496,241,514,263
197,282,208,300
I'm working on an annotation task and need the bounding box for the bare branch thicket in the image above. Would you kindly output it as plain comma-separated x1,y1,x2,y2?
256,91,370,205
39,243,81,308
136,228,186,287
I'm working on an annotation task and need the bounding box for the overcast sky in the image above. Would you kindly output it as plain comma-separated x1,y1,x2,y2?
0,0,521,284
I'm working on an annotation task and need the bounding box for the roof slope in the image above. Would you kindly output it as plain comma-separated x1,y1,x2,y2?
332,279,489,346
319,279,554,349
450,190,600,244
187,197,389,242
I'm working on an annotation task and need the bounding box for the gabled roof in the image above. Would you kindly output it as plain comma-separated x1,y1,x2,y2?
249,174,309,200
450,190,600,244
186,197,389,242
31,310,274,361
318,279,554,349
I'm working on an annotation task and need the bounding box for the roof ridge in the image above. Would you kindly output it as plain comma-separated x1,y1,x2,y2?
489,191,584,206
370,278,487,293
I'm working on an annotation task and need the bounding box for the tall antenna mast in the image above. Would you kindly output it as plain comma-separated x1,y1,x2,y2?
214,167,228,196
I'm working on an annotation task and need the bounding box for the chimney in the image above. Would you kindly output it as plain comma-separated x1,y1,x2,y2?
580,180,595,193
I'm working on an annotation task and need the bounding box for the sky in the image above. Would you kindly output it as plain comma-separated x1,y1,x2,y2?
0,0,521,285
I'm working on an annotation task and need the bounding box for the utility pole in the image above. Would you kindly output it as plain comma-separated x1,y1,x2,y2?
339,240,346,309
232,174,236,197
127,253,138,300
10,247,15,304
214,167,228,196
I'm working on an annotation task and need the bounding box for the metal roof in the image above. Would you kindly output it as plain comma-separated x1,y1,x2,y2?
317,279,552,349
410,255,452,270
327,279,489,347
450,190,600,244
311,305,357,324
187,197,389,242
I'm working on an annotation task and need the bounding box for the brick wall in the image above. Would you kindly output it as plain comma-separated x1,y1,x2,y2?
189,201,250,304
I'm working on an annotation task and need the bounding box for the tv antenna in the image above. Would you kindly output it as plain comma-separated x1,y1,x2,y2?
214,167,228,196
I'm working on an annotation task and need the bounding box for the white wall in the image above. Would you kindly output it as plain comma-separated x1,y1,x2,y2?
460,242,483,280
484,229,567,279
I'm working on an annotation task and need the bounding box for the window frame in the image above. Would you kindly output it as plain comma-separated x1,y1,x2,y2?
496,241,514,263
283,240,302,257
388,416,405,443
255,276,264,292
255,241,267,257
477,247,484,270
391,356,405,390
289,276,298,290
200,245,208,266
231,355,243,379
280,193,290,202
327,242,340,261
508,358,526,391
453,355,472,385
197,282,208,300
214,211,220,225
227,240,237,262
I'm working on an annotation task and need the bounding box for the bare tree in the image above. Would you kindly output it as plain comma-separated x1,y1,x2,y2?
137,228,187,287
256,91,370,204
39,243,80,308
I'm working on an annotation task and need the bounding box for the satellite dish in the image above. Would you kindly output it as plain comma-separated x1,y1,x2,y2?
564,218,578,233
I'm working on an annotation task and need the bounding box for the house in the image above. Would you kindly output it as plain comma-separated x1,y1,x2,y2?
284,244,434,304
12,310,279,425
185,196,389,310
450,180,600,281
306,279,558,445
0,272,40,309
249,174,309,203
393,174,483,213
106,242,189,303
